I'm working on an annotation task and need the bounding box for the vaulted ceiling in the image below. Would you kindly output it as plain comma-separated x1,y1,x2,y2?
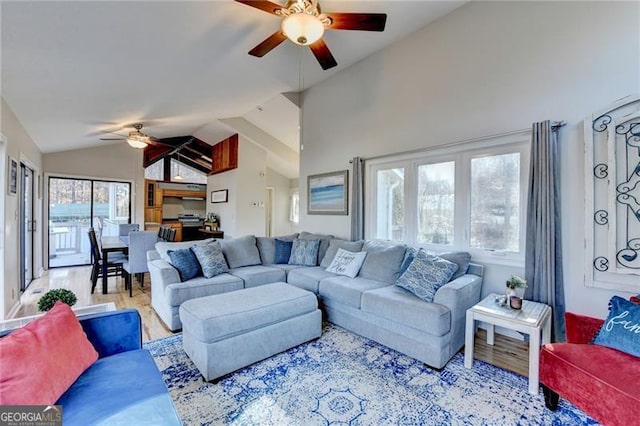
1,1,466,178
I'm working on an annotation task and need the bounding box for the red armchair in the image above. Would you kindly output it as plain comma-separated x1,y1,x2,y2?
540,312,640,426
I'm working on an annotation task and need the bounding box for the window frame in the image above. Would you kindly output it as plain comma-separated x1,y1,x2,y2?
365,132,530,266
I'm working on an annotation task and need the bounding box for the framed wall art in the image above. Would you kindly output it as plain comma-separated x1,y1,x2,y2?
210,189,228,203
307,170,348,215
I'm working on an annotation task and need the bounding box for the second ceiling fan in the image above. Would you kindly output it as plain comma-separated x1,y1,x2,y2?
236,0,387,70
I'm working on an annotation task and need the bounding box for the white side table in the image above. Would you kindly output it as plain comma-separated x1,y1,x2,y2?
464,293,551,395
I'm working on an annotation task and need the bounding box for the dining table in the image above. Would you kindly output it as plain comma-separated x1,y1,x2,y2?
100,235,128,294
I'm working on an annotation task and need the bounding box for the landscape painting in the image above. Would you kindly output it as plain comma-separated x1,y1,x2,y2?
308,170,348,215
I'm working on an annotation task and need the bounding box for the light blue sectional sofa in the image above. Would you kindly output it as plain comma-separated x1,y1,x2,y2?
147,232,483,369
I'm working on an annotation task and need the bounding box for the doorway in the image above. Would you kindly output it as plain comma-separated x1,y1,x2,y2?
48,176,132,268
19,163,35,291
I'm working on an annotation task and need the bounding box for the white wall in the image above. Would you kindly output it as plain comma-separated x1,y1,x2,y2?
299,1,640,317
207,136,267,238
1,97,44,319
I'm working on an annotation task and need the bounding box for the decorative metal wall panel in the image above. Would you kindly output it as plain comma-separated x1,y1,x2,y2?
585,95,640,292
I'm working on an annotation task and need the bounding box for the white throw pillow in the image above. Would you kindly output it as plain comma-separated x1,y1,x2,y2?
326,248,367,278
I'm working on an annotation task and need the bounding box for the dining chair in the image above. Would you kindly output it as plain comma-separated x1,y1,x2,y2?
161,226,170,241
87,228,126,294
123,231,158,297
166,228,177,242
157,226,165,240
118,223,139,236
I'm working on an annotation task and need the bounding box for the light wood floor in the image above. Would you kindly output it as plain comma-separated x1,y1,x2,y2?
17,267,529,376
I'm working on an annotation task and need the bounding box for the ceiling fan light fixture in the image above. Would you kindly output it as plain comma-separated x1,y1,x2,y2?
126,137,147,149
281,12,324,45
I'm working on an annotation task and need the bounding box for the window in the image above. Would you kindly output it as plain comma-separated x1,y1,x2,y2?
367,134,529,264
375,168,405,241
144,160,163,180
170,159,207,183
290,191,300,223
417,162,455,245
470,153,520,251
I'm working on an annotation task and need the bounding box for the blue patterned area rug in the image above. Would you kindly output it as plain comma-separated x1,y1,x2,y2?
144,324,596,426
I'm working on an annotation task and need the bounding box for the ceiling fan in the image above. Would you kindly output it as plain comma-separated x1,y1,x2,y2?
99,123,158,149
236,0,387,70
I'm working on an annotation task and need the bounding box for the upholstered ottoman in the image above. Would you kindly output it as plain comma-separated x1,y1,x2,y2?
179,282,322,381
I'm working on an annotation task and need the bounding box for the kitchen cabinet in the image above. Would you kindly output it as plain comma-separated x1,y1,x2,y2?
211,134,238,175
144,180,163,226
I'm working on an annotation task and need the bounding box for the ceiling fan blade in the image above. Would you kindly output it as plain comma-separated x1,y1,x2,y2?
325,13,387,32
99,138,125,141
249,30,287,57
309,38,337,70
235,0,283,16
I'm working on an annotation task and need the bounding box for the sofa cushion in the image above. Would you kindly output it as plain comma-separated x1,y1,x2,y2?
191,241,229,278
270,264,305,274
274,239,294,264
594,296,640,357
319,276,390,309
56,349,181,425
320,239,364,267
256,237,275,265
540,342,640,424
438,251,471,280
289,239,320,266
359,240,407,283
326,248,367,278
220,235,262,269
256,234,298,265
396,250,458,303
167,248,202,281
361,286,451,336
165,273,244,306
156,238,215,262
0,302,99,405
287,266,338,293
229,265,286,288
299,232,334,265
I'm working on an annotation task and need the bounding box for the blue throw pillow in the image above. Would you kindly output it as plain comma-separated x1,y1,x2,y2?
395,249,458,303
274,239,293,264
288,239,320,266
191,242,229,278
167,248,201,282
593,296,640,357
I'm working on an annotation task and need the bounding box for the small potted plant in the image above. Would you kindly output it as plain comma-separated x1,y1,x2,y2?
506,275,527,310
37,288,78,312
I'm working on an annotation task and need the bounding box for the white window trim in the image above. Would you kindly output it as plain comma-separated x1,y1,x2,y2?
366,132,530,266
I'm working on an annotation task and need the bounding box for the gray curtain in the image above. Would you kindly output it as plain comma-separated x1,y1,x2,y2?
350,157,365,241
524,120,566,342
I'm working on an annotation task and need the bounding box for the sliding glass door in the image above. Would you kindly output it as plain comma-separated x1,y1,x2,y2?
48,177,131,268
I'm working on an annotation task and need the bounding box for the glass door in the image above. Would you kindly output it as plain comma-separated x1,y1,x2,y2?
20,164,34,291
48,177,131,268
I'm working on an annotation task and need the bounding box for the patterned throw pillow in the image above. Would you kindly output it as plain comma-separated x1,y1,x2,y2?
593,296,640,357
167,248,202,281
288,239,320,266
326,248,367,278
274,239,293,264
395,249,459,303
191,242,229,278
